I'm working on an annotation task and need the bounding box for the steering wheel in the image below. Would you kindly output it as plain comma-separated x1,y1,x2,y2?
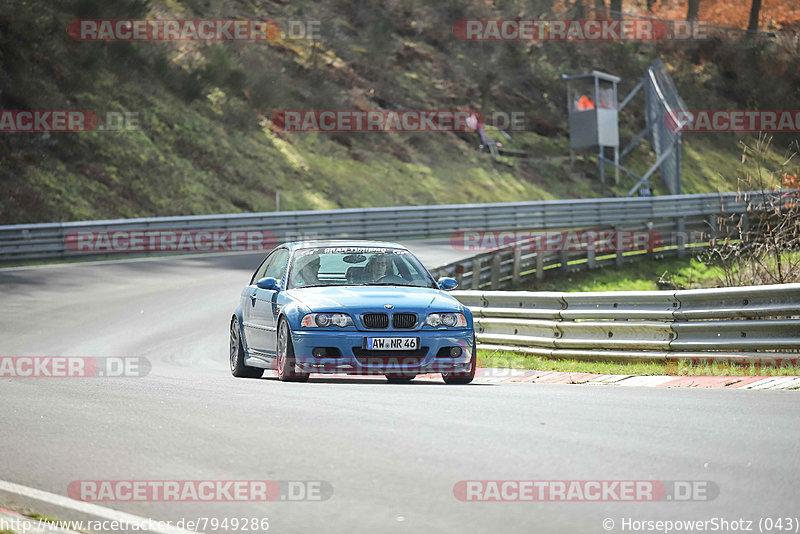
377,274,407,284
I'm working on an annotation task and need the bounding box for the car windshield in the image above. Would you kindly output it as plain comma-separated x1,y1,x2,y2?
287,246,437,289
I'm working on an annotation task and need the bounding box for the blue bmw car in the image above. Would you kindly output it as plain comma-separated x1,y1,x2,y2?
229,240,476,383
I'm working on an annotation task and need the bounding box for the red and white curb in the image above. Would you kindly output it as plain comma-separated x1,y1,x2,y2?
293,369,800,389
471,369,800,389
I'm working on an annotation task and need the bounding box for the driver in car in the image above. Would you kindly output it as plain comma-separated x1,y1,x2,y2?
292,254,321,287
364,254,392,282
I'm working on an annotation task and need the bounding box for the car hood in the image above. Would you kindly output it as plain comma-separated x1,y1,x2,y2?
286,285,463,314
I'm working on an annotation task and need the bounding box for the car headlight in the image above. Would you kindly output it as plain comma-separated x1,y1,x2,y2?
301,313,354,328
425,313,467,328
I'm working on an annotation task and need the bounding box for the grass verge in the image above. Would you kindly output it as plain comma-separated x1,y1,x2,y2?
478,350,800,377
527,256,725,292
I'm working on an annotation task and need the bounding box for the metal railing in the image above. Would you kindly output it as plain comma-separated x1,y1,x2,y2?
453,284,800,362
430,190,796,288
430,216,714,289
0,191,784,265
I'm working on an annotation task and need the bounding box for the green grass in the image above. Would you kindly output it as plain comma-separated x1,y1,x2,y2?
478,350,800,376
21,513,59,524
527,255,726,292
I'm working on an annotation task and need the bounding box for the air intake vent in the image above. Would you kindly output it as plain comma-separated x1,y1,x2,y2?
362,312,389,329
392,313,417,329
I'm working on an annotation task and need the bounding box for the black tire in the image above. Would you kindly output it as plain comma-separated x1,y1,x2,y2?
442,340,476,385
276,318,309,382
385,373,416,383
230,317,264,378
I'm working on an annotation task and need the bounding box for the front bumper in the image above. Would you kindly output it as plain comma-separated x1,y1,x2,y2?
290,328,474,374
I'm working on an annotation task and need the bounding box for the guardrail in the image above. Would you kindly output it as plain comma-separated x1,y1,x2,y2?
0,190,786,265
453,284,800,363
431,190,796,289
430,216,715,288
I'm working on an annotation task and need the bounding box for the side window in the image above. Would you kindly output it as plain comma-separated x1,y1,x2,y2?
264,249,289,281
250,253,276,285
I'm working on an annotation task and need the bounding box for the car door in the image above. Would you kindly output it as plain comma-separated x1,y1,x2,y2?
242,250,278,355
251,248,290,356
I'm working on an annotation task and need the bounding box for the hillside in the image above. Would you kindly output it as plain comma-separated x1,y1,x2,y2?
1,0,799,224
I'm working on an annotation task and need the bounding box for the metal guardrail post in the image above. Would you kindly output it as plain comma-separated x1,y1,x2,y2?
587,243,596,269
512,248,521,286
559,250,569,273
677,217,686,258
454,264,464,286
491,255,502,289
471,258,482,290
536,253,544,281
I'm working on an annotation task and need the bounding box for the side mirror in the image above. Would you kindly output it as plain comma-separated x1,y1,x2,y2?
437,277,458,291
256,277,281,291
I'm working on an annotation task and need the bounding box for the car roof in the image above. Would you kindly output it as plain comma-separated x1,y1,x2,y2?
281,240,407,251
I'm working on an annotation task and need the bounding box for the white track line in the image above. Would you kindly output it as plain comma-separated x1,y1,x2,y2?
0,479,202,534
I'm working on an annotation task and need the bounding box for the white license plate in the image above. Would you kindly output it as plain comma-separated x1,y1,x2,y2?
365,337,419,350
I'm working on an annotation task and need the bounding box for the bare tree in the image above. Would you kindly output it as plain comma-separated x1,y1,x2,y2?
594,0,607,16
686,0,700,22
702,136,800,287
568,0,586,18
747,0,762,33
609,0,622,18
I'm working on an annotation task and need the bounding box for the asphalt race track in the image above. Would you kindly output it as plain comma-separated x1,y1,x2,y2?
1,242,799,533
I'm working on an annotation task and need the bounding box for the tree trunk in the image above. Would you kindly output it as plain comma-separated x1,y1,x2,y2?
747,0,762,33
686,0,700,22
570,0,585,18
594,0,607,17
609,0,622,19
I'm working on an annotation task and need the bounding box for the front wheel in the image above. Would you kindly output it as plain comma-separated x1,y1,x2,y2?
230,317,264,378
442,340,476,385
276,318,309,382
